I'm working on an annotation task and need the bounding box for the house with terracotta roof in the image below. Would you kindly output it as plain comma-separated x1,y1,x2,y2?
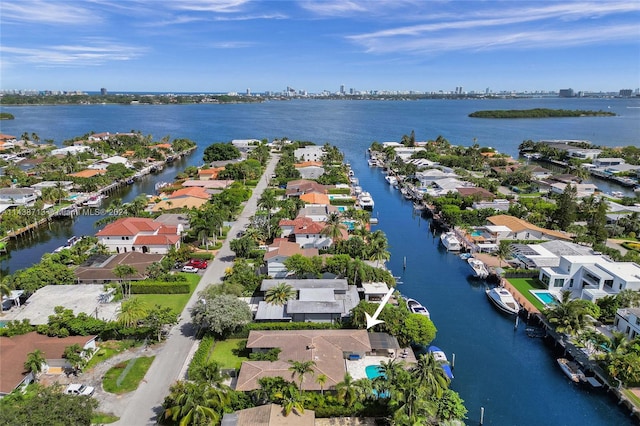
198,167,225,180
487,215,571,241
221,404,315,426
264,239,318,278
277,217,339,250
299,192,330,205
285,179,327,198
235,329,392,392
0,134,16,151
0,332,96,396
68,169,107,178
96,217,182,254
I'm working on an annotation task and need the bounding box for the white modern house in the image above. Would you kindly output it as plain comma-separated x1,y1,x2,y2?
614,308,640,340
550,182,598,198
51,146,91,156
294,146,324,162
538,255,640,302
95,217,182,254
0,188,39,205
88,155,132,170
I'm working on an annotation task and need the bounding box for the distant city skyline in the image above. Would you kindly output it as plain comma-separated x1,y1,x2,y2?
1,1,639,93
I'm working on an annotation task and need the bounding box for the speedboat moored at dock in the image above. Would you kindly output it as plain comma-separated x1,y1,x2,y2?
440,231,462,251
557,358,586,383
406,297,430,318
486,286,521,315
468,257,489,278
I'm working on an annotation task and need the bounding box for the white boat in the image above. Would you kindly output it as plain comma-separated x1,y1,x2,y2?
358,191,374,210
353,186,363,195
468,258,489,278
53,236,81,253
486,287,520,315
83,195,103,206
368,159,379,167
557,358,586,383
440,231,462,251
406,298,430,317
385,175,398,186
428,346,454,379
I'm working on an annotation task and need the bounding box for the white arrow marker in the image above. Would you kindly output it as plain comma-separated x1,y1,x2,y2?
365,287,396,329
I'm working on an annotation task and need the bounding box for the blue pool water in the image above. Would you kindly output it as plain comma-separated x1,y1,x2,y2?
365,364,383,380
337,206,347,212
531,290,557,305
471,231,482,237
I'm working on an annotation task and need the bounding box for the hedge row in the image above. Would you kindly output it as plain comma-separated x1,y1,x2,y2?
190,252,214,260
330,199,356,206
188,335,215,381
502,269,540,278
246,322,343,331
327,188,352,195
130,282,190,294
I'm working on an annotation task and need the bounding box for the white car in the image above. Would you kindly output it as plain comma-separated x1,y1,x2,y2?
64,384,95,396
181,265,199,273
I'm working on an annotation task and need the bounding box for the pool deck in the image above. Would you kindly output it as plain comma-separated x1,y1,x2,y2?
346,349,417,380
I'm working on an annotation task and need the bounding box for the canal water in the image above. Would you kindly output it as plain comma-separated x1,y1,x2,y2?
1,98,639,424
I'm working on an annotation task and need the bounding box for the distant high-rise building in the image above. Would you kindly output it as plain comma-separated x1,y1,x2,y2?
559,88,575,97
619,89,633,97
340,84,345,95
100,88,107,95
246,88,251,96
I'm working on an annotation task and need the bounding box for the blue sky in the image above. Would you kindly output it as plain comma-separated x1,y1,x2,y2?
1,1,639,93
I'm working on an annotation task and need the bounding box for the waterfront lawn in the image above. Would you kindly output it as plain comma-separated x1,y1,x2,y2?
622,389,640,411
209,339,249,370
506,277,547,311
134,273,200,314
103,356,155,394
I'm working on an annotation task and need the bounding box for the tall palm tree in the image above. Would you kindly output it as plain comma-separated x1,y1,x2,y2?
162,381,230,426
113,264,137,298
322,212,347,241
336,372,360,406
24,349,46,382
315,373,328,395
495,241,511,267
117,298,149,328
0,278,13,313
288,360,316,390
265,283,296,306
412,353,451,398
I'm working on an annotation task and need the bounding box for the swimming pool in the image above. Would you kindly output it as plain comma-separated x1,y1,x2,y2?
365,364,383,380
337,206,347,212
471,231,483,237
530,290,557,306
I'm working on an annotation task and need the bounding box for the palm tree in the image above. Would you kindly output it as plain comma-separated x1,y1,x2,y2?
368,230,390,267
265,283,296,306
322,212,347,241
162,381,230,426
274,385,306,417
1,278,13,313
412,353,450,398
117,298,149,327
288,360,316,390
315,373,328,395
495,240,511,267
24,349,46,382
113,264,137,298
336,372,360,406
544,291,587,336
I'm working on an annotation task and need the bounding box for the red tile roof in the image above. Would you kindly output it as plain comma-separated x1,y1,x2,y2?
292,222,325,235
134,235,180,245
96,217,162,237
264,240,318,261
167,187,210,200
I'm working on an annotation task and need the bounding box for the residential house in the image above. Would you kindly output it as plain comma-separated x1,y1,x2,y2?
151,186,211,212
182,179,234,190
509,240,597,269
567,148,602,160
221,404,315,426
198,167,225,180
296,204,339,222
392,146,425,161
75,252,165,284
0,134,17,151
231,139,260,152
0,332,96,396
96,217,182,254
285,179,327,198
30,181,74,192
88,155,132,170
0,188,38,205
593,158,625,168
614,308,640,340
472,199,510,211
256,279,359,323
294,146,324,162
538,256,640,302
299,192,330,205
50,146,91,156
294,161,325,180
235,330,399,391
487,215,572,241
68,169,107,178
456,187,495,201
264,239,319,278
415,169,459,187
550,182,598,198
362,282,390,302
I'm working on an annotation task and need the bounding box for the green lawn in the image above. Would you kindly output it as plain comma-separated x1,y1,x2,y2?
505,277,547,311
91,413,119,424
210,339,249,370
134,273,200,315
103,356,155,394
85,340,140,371
622,389,640,411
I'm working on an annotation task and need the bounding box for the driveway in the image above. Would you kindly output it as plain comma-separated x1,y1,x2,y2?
113,154,280,425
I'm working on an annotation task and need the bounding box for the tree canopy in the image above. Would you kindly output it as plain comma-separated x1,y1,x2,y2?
203,142,241,163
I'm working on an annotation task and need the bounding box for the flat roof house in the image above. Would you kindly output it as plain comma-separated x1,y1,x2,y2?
0,188,38,206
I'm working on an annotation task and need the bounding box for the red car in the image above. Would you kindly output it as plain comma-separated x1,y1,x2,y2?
187,259,208,269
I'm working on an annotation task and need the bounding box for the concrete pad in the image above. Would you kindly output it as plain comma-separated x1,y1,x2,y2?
5,285,120,325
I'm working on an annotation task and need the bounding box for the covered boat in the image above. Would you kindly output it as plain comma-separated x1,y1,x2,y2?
428,346,454,379
440,231,462,251
557,358,586,383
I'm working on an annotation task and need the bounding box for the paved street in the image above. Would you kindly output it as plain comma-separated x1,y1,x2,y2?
114,154,279,425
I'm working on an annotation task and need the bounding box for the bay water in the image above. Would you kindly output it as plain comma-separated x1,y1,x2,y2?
1,98,639,424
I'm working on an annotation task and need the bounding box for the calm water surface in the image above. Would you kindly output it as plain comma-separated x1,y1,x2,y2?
1,98,639,425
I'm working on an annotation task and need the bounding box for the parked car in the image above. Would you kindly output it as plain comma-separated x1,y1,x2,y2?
182,265,199,273
64,384,95,396
187,259,208,269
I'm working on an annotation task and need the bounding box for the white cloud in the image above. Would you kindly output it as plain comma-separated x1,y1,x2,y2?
0,0,97,25
169,0,251,13
0,40,146,66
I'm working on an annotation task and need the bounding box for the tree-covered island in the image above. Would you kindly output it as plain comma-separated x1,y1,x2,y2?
468,108,616,118
0,112,15,120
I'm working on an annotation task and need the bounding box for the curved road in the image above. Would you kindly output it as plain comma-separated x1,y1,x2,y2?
114,154,279,425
